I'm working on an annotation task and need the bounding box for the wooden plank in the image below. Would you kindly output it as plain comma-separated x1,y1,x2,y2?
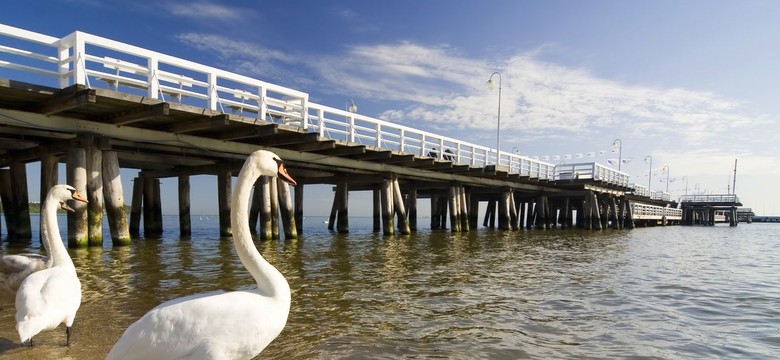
104,102,169,125
36,89,96,115
168,114,231,134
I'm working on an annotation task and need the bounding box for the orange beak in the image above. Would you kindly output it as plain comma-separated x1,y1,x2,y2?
277,163,297,185
71,191,89,204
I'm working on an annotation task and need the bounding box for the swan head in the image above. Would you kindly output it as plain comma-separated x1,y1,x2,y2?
49,184,89,212
249,150,297,185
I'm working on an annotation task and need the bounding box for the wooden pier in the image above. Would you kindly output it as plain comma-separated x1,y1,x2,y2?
0,24,732,246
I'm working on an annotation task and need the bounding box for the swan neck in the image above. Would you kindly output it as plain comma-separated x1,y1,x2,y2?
42,196,71,267
232,165,289,298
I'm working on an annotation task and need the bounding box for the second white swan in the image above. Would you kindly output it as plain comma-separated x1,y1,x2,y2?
107,150,297,360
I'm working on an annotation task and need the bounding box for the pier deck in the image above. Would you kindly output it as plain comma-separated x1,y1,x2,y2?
0,24,723,244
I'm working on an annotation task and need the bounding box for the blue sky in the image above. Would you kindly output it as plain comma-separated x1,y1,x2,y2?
2,0,780,216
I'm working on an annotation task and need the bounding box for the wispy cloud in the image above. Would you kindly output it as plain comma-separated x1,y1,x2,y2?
164,1,243,21
174,34,775,150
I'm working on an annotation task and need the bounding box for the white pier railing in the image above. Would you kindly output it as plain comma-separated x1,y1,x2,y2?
632,203,682,220
679,194,740,204
0,23,632,188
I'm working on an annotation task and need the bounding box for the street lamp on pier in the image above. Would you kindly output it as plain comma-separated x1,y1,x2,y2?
486,72,502,165
611,138,623,171
346,99,357,113
662,165,670,192
644,155,653,191
682,176,688,196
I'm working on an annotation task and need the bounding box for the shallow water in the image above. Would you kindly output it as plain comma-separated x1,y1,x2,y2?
0,216,778,359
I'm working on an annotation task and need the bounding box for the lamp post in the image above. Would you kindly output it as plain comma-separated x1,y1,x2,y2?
486,72,502,165
644,155,653,190
682,176,688,196
662,165,670,192
611,138,623,171
346,99,357,113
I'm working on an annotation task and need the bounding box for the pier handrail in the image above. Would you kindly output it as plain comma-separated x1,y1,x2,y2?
553,162,630,187
1,23,635,186
679,194,740,204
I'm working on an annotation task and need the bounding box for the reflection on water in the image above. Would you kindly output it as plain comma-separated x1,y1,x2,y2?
0,215,778,359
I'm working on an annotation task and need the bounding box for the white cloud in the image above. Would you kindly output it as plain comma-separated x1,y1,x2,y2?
164,1,243,21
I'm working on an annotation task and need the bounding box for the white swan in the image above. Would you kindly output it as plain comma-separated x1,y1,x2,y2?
15,184,88,346
107,150,297,360
0,187,70,299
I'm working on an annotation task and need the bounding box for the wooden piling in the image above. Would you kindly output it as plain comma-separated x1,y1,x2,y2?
336,180,349,233
468,192,479,230
509,191,518,230
534,195,547,229
448,186,460,232
484,199,496,228
270,177,280,238
277,178,297,239
518,198,526,229
431,192,442,230
103,151,131,245
67,147,88,246
259,177,272,239
129,176,143,237
561,198,571,228
609,196,619,229
526,199,535,229
294,183,304,235
499,190,511,230
624,199,635,228
217,170,231,237
392,178,411,235
0,169,15,238
372,187,381,232
249,178,262,234
8,161,32,241
328,185,337,231
40,152,58,241
381,179,394,235
459,186,469,232
591,192,602,230
408,184,418,231
176,174,192,238
143,177,163,237
87,142,104,246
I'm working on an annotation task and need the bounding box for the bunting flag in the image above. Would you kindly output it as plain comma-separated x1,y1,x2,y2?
530,148,637,162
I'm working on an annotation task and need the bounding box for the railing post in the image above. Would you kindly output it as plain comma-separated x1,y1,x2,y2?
399,129,405,153
300,95,309,130
317,108,325,137
348,116,356,142
207,72,218,111
71,33,87,87
258,86,267,121
57,36,71,88
375,123,382,148
147,56,159,100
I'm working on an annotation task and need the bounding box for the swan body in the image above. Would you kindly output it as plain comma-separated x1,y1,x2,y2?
15,184,88,346
107,150,296,360
0,254,48,298
0,190,72,298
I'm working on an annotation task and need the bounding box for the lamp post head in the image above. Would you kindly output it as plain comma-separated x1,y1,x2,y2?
611,138,621,149
486,71,501,90
644,155,652,164
347,99,357,113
